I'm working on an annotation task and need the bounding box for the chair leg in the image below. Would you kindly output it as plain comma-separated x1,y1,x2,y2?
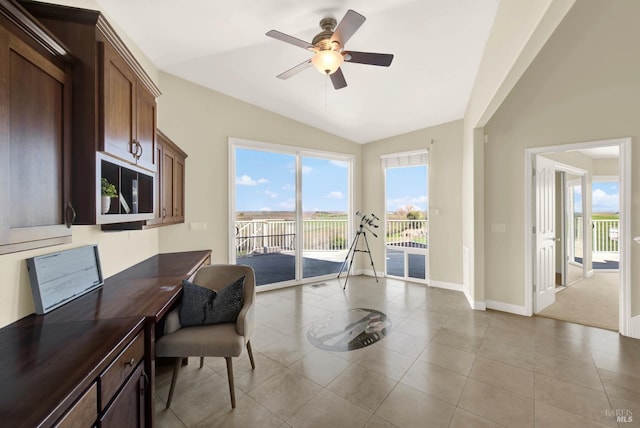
246,341,256,370
200,356,204,368
166,357,182,409
225,357,236,409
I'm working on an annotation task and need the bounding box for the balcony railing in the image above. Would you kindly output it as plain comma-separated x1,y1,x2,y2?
235,218,429,256
385,219,428,248
575,217,619,252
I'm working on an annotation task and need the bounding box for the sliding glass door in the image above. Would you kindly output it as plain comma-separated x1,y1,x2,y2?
231,139,352,288
301,156,350,279
234,148,296,285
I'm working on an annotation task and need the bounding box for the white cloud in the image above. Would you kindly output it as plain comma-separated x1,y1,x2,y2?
265,190,278,198
592,188,619,212
327,191,344,199
387,195,428,211
282,183,295,191
237,175,268,186
302,165,313,174
330,160,349,168
259,207,272,211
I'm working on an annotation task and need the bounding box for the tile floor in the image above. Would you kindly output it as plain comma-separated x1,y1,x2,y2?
154,276,640,427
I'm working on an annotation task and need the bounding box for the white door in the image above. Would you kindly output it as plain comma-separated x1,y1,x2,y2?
534,156,556,312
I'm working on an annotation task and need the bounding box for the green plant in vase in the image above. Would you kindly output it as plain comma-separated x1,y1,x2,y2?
101,178,118,214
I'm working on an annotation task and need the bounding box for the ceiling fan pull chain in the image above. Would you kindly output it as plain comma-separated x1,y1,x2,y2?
325,74,328,108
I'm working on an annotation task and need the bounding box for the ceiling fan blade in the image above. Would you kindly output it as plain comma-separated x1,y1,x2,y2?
266,30,315,51
344,51,394,67
330,68,347,90
277,59,313,79
330,9,365,46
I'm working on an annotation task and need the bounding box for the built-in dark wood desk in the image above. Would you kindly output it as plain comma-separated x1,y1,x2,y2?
0,249,211,427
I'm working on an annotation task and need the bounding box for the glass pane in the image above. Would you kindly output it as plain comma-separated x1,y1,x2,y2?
235,148,296,286
302,156,349,279
408,253,426,280
572,184,583,265
385,164,428,280
386,248,404,277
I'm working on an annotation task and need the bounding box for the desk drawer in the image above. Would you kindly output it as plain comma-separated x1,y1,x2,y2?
55,382,97,427
99,331,144,411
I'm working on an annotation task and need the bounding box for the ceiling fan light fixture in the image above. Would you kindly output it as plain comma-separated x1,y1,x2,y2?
312,49,343,75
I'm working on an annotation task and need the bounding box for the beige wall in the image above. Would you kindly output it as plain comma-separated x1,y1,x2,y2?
156,72,361,261
0,227,159,328
362,120,463,285
483,0,640,315
462,0,575,306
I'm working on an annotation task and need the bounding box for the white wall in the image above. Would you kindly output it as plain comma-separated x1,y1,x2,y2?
155,72,362,261
483,0,640,315
362,120,463,285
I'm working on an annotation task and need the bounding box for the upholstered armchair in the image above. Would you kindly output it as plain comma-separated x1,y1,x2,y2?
156,264,256,409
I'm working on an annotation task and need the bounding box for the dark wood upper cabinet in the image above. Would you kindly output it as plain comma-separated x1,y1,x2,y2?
0,0,74,254
147,130,187,228
101,40,157,172
19,0,161,225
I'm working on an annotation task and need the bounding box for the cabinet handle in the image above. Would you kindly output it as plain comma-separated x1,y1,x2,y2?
141,371,149,392
132,140,143,160
162,208,167,218
134,140,143,160
65,202,76,228
125,358,136,367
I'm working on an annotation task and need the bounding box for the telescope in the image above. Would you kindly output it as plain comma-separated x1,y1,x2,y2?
338,211,380,289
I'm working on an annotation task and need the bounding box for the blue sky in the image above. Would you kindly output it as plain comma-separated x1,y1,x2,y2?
573,181,619,213
236,148,429,213
385,165,428,212
235,148,349,212
236,148,428,212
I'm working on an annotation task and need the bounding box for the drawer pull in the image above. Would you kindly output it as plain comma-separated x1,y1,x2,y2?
125,358,136,367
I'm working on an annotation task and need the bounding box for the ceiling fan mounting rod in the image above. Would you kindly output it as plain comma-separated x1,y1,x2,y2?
312,17,340,51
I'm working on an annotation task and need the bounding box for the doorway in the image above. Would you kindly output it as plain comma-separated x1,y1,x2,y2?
525,138,630,335
382,150,429,283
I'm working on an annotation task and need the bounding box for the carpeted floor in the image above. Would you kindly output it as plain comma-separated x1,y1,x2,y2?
538,271,619,331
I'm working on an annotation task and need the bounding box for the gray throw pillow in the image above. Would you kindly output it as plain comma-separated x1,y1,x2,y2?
180,279,217,327
205,276,245,324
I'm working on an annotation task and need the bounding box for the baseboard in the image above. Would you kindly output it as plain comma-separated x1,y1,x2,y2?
486,300,528,316
429,280,463,292
630,314,640,339
357,268,382,278
464,288,486,310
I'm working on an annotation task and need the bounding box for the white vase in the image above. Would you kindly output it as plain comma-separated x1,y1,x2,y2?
101,196,111,214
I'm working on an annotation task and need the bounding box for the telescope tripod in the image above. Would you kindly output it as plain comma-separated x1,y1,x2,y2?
337,224,379,290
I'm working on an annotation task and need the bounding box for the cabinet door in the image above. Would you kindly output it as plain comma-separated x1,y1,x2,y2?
0,26,72,254
101,41,136,164
161,148,175,222
99,363,145,428
173,155,185,222
134,84,156,171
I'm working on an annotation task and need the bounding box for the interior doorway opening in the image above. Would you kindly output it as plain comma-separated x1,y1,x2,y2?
525,138,629,335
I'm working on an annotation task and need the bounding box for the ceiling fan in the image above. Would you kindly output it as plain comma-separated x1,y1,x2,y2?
266,9,394,90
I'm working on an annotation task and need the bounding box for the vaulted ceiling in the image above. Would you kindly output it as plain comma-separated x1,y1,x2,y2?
96,0,499,143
